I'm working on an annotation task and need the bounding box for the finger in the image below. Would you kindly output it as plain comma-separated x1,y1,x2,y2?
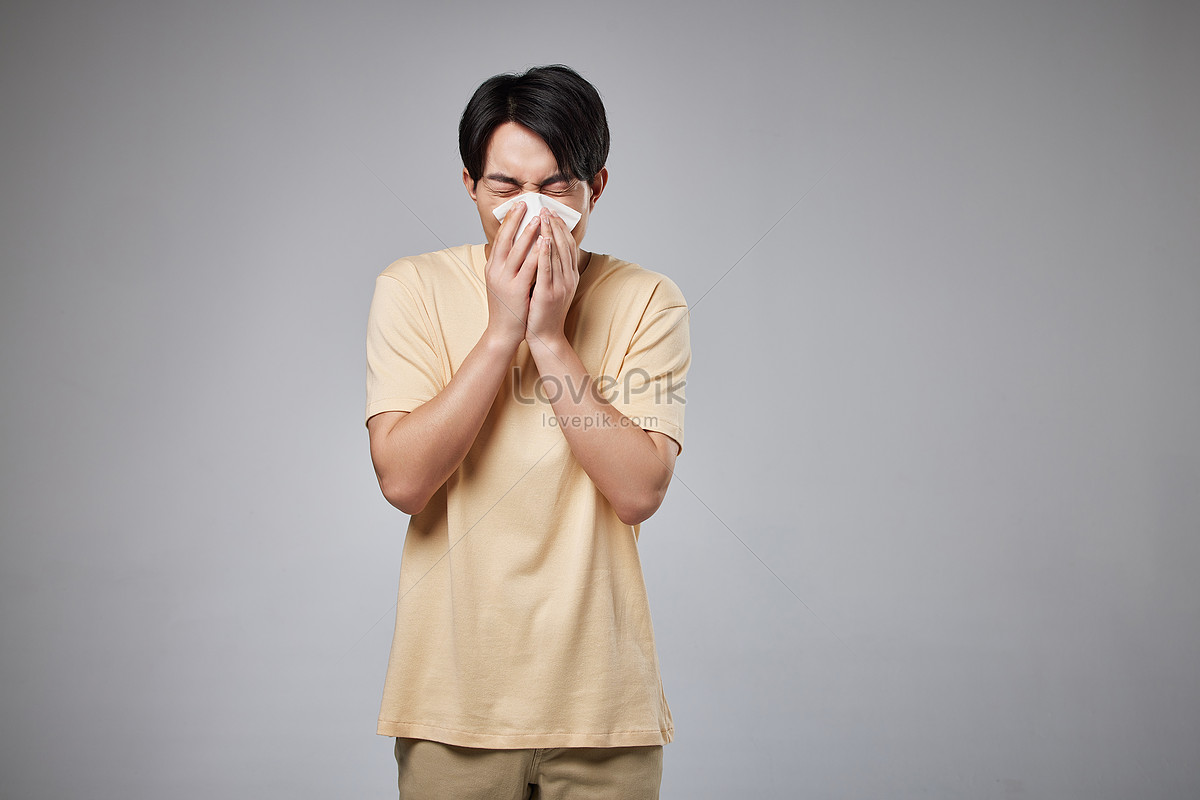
536,234,553,288
492,201,526,263
515,225,543,286
546,211,578,278
506,213,542,273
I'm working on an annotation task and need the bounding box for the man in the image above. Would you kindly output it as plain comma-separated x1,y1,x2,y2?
364,64,691,799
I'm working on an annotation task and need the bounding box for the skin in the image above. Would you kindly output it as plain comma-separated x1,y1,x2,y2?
367,121,679,524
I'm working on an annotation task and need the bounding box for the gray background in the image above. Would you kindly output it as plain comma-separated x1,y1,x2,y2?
2,0,1197,797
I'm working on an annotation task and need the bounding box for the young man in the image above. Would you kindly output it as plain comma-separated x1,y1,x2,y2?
364,65,690,799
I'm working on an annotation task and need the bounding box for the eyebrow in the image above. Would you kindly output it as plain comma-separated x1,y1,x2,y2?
484,172,573,188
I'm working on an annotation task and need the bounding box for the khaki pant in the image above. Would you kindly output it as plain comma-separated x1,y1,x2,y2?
394,738,664,800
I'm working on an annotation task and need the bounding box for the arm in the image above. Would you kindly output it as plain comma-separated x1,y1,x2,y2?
368,330,520,514
525,212,683,525
527,335,680,525
368,201,542,514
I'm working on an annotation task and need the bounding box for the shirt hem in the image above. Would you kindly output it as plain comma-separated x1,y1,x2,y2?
376,720,674,748
627,417,684,455
365,398,429,425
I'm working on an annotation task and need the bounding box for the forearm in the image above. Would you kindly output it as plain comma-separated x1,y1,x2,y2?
372,329,519,513
528,336,674,525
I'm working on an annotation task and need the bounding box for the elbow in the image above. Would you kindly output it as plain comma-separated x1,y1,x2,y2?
614,486,668,527
379,476,431,516
616,507,652,527
613,462,675,526
369,413,436,515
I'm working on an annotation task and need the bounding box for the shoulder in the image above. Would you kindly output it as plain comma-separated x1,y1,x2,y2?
377,244,478,292
588,254,688,314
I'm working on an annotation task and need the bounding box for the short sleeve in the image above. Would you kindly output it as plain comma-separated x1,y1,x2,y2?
364,273,446,425
608,289,691,454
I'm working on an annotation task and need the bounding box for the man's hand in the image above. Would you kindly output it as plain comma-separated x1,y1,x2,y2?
525,208,581,348
485,201,542,347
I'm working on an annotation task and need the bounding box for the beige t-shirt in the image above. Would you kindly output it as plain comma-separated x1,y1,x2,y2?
364,243,690,748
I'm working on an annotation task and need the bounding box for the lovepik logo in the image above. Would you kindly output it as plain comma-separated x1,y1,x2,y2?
510,366,685,407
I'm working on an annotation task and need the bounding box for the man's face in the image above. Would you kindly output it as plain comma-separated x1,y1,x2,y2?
464,121,607,251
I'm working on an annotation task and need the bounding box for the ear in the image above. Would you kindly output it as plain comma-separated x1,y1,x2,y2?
587,167,609,211
462,168,478,201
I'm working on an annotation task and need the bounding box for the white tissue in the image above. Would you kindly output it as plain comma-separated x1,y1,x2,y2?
492,192,583,235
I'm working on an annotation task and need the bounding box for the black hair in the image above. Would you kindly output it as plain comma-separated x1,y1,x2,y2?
459,64,610,186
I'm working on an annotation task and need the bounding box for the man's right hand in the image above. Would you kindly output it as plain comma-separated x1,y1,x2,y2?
484,201,542,346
